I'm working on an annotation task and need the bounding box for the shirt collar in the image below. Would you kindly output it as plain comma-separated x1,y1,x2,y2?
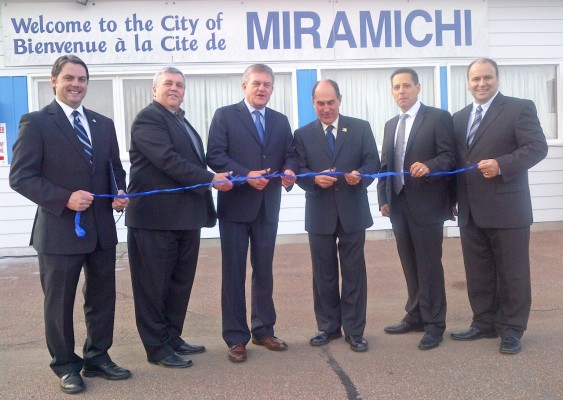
399,100,421,118
473,91,499,113
321,116,340,133
244,99,265,117
56,99,84,118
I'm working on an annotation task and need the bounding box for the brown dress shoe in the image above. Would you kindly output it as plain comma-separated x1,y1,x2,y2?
252,336,288,351
228,344,247,362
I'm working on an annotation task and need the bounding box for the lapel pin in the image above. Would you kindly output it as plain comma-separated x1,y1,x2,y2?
342,128,347,132
92,119,97,123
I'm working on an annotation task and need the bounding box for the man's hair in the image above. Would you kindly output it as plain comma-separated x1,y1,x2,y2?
312,79,341,99
153,66,185,87
243,64,275,85
50,55,89,94
390,67,419,85
467,58,499,78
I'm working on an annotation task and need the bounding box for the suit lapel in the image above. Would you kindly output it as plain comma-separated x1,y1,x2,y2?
49,101,93,168
470,94,505,148
406,105,426,153
334,116,350,158
311,120,333,159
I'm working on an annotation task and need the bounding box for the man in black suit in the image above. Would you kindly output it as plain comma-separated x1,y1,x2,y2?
126,67,232,368
450,58,548,354
206,64,297,362
377,68,455,350
9,55,131,394
294,79,380,352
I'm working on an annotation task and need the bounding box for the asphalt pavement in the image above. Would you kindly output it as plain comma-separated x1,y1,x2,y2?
1,230,562,399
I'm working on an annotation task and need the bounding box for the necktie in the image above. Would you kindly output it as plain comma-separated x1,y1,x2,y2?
467,105,483,146
326,125,336,156
176,110,204,161
393,114,408,195
72,110,93,165
253,110,265,143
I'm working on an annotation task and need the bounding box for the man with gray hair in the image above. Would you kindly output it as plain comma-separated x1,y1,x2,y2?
207,64,297,362
126,67,232,368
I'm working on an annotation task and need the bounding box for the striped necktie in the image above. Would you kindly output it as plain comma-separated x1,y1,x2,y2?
467,105,483,146
72,110,93,165
326,125,335,156
253,110,265,143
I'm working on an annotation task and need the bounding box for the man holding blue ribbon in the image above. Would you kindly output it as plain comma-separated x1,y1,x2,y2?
294,79,380,352
126,67,233,369
207,63,297,363
377,68,455,351
450,58,548,354
9,54,130,394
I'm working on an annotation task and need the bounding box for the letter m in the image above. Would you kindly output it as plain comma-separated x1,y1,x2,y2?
247,12,280,49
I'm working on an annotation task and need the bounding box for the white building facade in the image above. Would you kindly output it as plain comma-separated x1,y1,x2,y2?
1,0,562,253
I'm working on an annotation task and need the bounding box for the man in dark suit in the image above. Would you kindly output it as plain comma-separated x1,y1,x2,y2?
126,67,232,368
450,58,548,354
9,55,131,394
377,68,455,350
294,79,380,352
206,64,297,363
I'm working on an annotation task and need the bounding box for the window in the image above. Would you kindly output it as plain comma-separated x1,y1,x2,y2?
450,64,557,139
321,67,436,146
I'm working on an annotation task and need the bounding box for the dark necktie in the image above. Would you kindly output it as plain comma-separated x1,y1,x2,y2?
467,105,483,146
326,125,335,156
72,110,93,165
393,114,408,194
176,110,203,161
253,110,265,143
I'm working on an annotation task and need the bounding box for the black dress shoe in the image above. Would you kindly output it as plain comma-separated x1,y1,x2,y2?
500,337,521,354
450,327,498,341
60,372,85,394
309,330,342,346
82,361,131,380
175,342,206,355
418,333,443,350
149,352,193,368
345,335,369,352
384,320,424,334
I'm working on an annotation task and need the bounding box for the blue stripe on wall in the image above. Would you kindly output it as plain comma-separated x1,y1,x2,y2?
0,77,28,163
296,69,317,128
440,66,448,111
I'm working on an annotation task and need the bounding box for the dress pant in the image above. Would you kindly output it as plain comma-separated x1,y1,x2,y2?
460,212,531,338
308,221,367,337
38,246,116,377
390,190,446,335
219,203,278,347
128,228,200,361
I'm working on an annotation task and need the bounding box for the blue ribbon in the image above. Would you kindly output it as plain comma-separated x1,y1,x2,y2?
74,165,476,238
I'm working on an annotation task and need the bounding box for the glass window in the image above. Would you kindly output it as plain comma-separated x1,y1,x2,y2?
320,67,435,147
450,64,557,139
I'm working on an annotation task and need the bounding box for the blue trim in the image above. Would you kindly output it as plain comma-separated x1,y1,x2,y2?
440,66,448,111
296,69,317,128
0,76,29,163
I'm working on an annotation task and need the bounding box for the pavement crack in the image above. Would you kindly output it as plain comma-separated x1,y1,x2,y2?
322,346,362,400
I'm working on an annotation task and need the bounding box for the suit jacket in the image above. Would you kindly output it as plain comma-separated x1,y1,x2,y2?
452,93,548,228
206,100,297,223
126,101,216,230
377,104,455,225
294,115,380,234
9,100,126,254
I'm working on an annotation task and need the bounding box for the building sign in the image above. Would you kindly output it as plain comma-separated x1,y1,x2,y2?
0,123,7,165
1,0,488,66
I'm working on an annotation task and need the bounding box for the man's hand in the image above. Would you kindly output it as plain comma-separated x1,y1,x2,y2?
344,170,361,186
380,204,391,217
410,162,429,178
67,190,94,211
314,169,337,188
112,189,129,212
281,169,296,189
247,169,270,191
477,159,500,179
212,172,234,192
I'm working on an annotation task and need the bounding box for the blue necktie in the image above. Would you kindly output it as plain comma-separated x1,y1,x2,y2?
253,110,265,143
72,110,93,165
467,105,483,146
326,125,335,156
